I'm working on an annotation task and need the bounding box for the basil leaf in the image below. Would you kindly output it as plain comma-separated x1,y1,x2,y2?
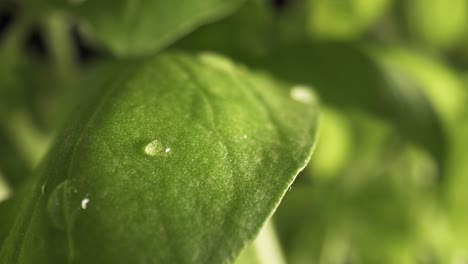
0,173,11,203
404,0,467,48
0,124,30,188
178,11,446,166
176,0,276,59
245,42,446,169
0,52,319,263
62,0,245,56
371,46,466,127
307,0,391,39
235,221,286,264
274,112,437,263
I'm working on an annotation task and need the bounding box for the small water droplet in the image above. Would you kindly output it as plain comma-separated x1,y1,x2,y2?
144,140,164,156
144,140,170,157
41,184,46,195
288,185,292,192
290,85,315,104
81,197,90,210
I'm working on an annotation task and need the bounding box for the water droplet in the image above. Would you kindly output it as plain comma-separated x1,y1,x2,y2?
144,140,170,157
288,185,292,192
41,184,46,195
144,140,164,156
81,197,90,209
290,85,315,104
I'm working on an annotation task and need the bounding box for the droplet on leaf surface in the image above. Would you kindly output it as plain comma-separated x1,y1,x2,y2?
290,85,316,104
81,197,90,209
144,140,164,156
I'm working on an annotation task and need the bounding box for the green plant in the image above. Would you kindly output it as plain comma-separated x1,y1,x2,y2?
1,0,468,263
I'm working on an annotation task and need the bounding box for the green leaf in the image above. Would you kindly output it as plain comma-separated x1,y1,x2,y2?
234,221,286,264
0,45,52,187
176,0,276,58
61,0,246,56
274,112,438,263
0,43,28,112
307,0,391,39
370,46,466,127
404,0,467,48
178,16,446,166
0,52,319,263
307,106,353,179
0,124,31,188
243,42,446,169
446,115,468,247
0,172,11,203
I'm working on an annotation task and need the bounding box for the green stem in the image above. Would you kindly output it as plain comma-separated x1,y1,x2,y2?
44,12,77,83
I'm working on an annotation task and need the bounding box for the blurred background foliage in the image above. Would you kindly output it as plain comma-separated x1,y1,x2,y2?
2,0,468,263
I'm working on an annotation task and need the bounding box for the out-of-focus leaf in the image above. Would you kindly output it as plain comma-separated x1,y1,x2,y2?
0,32,62,133
0,52,319,263
404,0,467,48
0,171,11,203
0,123,30,188
275,178,416,264
370,46,466,126
0,46,27,111
0,193,14,247
55,0,245,56
307,0,391,39
447,134,468,251
308,106,352,179
0,180,30,246
176,0,275,58
0,40,52,187
274,111,440,264
245,42,446,168
444,83,468,252
182,25,446,167
235,221,286,264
